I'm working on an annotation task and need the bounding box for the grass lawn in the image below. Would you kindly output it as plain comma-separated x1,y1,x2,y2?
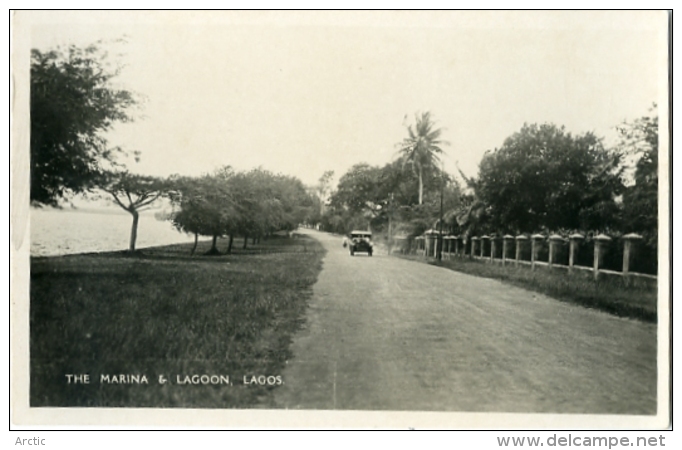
397,254,657,323
30,233,325,408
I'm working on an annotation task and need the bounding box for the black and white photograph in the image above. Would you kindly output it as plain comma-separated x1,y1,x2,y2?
10,10,670,430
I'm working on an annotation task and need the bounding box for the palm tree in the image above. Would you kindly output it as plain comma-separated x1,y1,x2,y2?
396,112,448,205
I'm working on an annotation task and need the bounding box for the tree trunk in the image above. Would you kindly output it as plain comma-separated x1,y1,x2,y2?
226,235,234,254
205,235,221,256
418,168,423,205
190,232,198,255
252,236,257,245
243,235,248,249
128,211,139,252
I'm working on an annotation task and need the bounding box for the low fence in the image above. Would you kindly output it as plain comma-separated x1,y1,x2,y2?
391,230,657,283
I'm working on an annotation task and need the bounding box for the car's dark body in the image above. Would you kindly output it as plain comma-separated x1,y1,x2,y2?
348,231,373,256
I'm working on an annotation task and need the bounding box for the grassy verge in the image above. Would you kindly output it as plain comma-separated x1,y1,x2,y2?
30,233,325,408
397,254,657,323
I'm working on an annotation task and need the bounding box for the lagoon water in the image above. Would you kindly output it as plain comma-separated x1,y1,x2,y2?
30,208,195,257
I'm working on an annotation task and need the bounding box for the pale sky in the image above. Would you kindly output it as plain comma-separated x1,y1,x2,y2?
24,11,667,188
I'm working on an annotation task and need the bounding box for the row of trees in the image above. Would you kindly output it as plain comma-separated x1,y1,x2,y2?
46,163,315,255
319,107,659,256
30,42,316,254
321,159,461,237
167,167,313,255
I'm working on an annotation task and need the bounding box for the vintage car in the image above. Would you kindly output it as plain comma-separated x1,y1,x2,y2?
348,230,373,256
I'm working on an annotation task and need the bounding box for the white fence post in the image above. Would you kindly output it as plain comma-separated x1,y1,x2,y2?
548,234,564,269
515,235,527,267
480,235,489,259
568,233,584,274
502,235,514,266
593,234,612,281
531,234,544,271
622,233,643,284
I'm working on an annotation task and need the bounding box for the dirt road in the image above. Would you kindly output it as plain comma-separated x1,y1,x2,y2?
274,229,657,414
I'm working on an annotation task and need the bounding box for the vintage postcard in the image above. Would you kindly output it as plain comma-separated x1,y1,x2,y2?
10,10,670,429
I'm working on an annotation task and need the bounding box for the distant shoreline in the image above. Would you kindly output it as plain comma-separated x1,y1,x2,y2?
31,206,163,216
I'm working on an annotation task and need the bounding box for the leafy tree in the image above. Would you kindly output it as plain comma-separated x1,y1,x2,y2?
320,212,348,234
228,169,273,249
617,105,659,245
30,42,138,206
449,166,489,236
231,169,312,245
97,171,165,252
316,170,335,212
396,112,448,205
304,195,323,227
274,173,315,232
330,163,386,219
474,123,624,234
168,171,238,255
